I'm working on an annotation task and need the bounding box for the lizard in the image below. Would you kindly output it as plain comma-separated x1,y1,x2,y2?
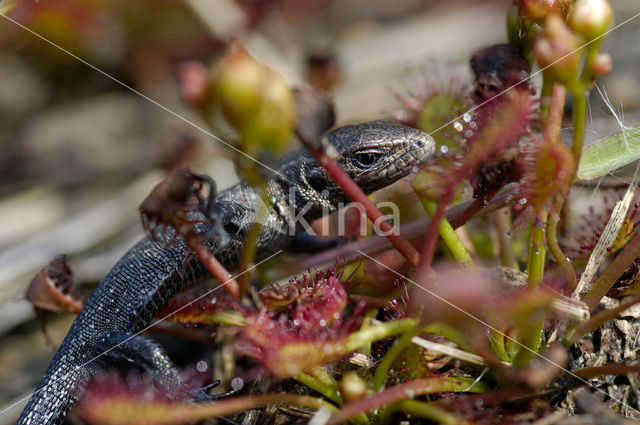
15,120,435,425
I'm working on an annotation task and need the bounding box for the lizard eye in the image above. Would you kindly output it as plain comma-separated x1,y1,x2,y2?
352,152,380,168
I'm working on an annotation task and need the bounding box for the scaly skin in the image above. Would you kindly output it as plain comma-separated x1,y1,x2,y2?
16,120,434,425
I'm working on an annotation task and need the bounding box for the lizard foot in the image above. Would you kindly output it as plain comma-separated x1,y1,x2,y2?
195,377,244,402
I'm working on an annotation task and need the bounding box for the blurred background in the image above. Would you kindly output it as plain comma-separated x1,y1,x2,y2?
0,0,638,423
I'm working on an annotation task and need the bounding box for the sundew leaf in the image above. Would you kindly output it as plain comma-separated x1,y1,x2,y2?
78,374,335,425
326,377,487,425
577,125,640,180
79,394,336,425
157,289,244,326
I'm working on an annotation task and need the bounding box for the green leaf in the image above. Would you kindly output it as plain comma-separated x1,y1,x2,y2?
577,126,640,180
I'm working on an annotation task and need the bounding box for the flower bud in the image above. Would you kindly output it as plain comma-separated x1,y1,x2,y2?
178,61,210,112
242,68,296,152
212,43,295,153
533,15,584,89
524,137,575,211
568,0,614,41
339,371,367,402
519,0,561,21
213,43,266,131
591,52,612,76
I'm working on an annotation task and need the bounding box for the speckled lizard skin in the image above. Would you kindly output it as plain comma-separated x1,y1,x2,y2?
16,120,434,425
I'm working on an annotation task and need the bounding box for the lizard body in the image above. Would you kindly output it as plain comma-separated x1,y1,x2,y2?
16,120,434,425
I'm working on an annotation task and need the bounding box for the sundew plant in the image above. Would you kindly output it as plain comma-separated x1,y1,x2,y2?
10,1,640,424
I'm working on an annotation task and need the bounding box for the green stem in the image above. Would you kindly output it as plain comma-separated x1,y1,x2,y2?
546,207,577,293
491,209,518,270
310,365,339,388
521,211,547,365
296,372,343,405
539,76,553,127
345,318,417,353
377,400,466,425
237,161,268,297
372,328,420,391
488,329,509,363
540,82,574,289
423,322,469,351
206,311,246,327
512,318,543,368
358,309,379,357
526,211,547,288
581,43,603,90
420,200,474,269
571,89,587,166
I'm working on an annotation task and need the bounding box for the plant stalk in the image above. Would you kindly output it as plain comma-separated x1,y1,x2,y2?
527,212,547,288
418,198,474,269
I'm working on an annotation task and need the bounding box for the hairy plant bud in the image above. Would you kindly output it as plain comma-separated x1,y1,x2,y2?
243,68,296,152
519,0,561,20
520,137,575,212
212,43,294,152
339,371,367,402
213,43,266,132
591,52,612,76
533,15,584,89
178,61,210,112
568,0,614,42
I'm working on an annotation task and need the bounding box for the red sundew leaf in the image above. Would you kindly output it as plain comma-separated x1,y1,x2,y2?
293,275,347,327
177,61,210,112
157,287,241,326
79,394,331,425
26,255,83,315
326,377,487,425
392,60,473,137
241,268,369,378
258,270,349,328
563,192,640,262
239,309,351,378
461,90,535,177
406,265,496,329
412,89,535,204
77,371,333,425
516,136,575,214
438,392,553,425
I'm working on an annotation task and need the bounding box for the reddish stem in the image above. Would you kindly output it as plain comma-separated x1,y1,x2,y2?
415,179,508,278
543,83,566,143
566,295,640,345
182,227,240,299
414,190,455,278
326,378,452,425
571,364,640,379
148,322,214,344
583,232,640,310
308,149,420,267
448,186,505,229
266,185,515,281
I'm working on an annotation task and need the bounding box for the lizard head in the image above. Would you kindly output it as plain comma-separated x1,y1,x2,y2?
323,120,435,194
276,120,435,220
278,120,435,218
